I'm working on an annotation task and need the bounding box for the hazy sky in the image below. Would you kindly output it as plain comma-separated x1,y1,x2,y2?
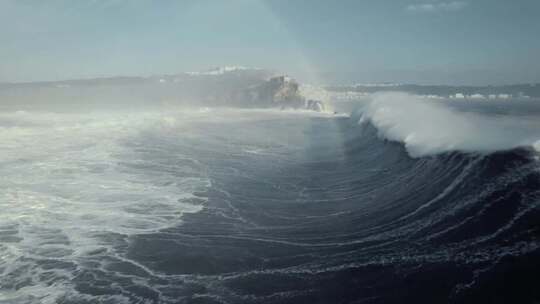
1,0,539,85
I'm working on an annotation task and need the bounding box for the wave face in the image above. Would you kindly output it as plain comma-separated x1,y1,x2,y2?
1,94,540,303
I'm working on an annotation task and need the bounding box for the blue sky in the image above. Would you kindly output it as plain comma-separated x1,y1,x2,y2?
1,0,539,85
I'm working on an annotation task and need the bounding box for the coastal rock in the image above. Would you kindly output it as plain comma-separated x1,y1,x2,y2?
306,99,325,112
239,76,325,111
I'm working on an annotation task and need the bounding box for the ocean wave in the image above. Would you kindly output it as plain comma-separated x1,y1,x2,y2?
356,92,540,157
1,104,538,303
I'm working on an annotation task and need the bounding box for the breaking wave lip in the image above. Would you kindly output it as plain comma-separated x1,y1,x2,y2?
358,92,540,157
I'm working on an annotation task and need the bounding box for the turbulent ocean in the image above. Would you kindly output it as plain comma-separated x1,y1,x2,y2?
1,75,540,303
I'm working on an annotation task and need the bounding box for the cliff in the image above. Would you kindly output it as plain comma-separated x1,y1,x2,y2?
236,76,325,111
0,69,326,112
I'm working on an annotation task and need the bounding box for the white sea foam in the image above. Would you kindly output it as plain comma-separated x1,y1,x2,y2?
0,106,334,301
324,89,531,103
0,110,210,301
359,92,540,157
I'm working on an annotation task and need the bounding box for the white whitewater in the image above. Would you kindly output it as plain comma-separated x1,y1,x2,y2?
359,92,540,157
0,110,209,302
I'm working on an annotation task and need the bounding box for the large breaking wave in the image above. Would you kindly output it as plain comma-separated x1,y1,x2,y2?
1,70,539,303
355,92,540,157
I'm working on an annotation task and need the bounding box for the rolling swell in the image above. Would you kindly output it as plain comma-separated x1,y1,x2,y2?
124,113,540,303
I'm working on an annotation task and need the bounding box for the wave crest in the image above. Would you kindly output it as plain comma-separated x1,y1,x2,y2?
359,92,540,157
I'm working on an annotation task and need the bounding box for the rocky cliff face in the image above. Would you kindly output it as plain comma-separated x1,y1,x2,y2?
237,76,325,111
0,69,326,112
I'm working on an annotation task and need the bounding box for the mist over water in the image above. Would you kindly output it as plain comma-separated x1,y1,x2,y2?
0,71,540,303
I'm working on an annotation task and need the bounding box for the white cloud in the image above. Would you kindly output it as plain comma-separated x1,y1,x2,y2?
407,1,468,13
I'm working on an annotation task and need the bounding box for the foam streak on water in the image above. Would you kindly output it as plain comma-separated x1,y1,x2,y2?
0,111,208,303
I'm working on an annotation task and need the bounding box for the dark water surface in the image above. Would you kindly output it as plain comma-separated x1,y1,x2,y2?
102,114,540,303
1,110,539,303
